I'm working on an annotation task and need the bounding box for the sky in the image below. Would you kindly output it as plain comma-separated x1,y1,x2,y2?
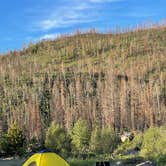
0,0,165,53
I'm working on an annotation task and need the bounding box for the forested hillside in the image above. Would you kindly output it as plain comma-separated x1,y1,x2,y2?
0,25,166,144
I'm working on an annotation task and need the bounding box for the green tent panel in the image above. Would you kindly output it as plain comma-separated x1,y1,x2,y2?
23,151,70,166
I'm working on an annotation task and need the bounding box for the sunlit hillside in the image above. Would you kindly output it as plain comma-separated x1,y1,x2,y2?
0,25,166,141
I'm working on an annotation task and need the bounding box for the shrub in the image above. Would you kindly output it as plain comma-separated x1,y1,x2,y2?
45,122,71,156
140,127,166,164
0,123,25,156
90,127,102,154
101,127,120,154
27,137,44,153
114,133,143,156
0,134,8,154
90,127,120,154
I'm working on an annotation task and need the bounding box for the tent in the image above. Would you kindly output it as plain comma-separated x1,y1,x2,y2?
22,150,70,166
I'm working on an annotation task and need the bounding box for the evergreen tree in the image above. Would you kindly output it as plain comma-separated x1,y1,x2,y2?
2,123,25,156
70,119,91,156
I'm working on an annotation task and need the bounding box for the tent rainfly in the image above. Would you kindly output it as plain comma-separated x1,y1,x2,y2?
22,150,70,166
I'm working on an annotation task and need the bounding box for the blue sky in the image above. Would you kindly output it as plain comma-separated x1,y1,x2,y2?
0,0,165,53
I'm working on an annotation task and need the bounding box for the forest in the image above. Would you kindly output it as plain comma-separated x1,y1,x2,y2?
0,24,166,165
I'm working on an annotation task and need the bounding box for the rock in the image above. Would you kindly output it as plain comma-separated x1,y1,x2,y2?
121,132,134,142
124,149,139,155
136,161,154,166
1,157,14,160
116,161,122,165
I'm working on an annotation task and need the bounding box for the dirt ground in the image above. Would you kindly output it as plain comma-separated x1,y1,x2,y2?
0,159,23,166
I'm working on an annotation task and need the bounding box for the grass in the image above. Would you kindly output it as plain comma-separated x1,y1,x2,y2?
70,159,96,166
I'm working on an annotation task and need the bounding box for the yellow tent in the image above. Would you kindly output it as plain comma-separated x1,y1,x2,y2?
23,150,70,166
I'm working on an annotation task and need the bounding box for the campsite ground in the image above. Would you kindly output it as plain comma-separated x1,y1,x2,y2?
0,159,142,166
0,159,20,166
0,159,96,166
0,159,105,166
0,158,96,166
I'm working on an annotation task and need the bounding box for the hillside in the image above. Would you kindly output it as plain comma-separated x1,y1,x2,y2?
0,25,166,142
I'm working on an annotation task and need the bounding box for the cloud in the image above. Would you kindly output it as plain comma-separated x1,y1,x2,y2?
39,33,59,40
25,33,60,43
38,18,96,31
39,20,58,30
32,0,124,31
34,3,97,31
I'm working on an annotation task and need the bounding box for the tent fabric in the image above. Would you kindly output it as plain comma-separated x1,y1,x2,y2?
23,152,70,166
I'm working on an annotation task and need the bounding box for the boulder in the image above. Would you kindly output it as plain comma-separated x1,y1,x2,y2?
136,161,154,166
121,132,134,142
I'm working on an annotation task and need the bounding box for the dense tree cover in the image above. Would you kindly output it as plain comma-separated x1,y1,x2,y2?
1,121,165,166
0,120,120,158
0,25,165,158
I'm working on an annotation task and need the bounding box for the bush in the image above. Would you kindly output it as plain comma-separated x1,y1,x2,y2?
27,137,44,153
70,119,91,156
45,122,71,156
0,123,25,156
114,133,143,156
90,127,102,154
157,155,166,166
101,127,120,154
0,134,8,154
140,127,166,163
90,127,120,154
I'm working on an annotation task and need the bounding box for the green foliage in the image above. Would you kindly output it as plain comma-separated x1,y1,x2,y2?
114,140,130,156
90,127,102,154
45,122,70,156
0,123,25,156
90,127,120,154
0,26,166,159
70,159,95,166
27,137,44,153
70,119,91,155
140,127,166,163
39,73,52,128
115,133,143,156
0,134,8,153
114,128,166,165
101,127,120,154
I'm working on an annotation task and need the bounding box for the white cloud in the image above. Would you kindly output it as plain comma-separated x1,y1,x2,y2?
34,3,97,31
32,0,123,31
39,20,58,30
25,33,60,43
38,18,96,31
39,33,59,40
